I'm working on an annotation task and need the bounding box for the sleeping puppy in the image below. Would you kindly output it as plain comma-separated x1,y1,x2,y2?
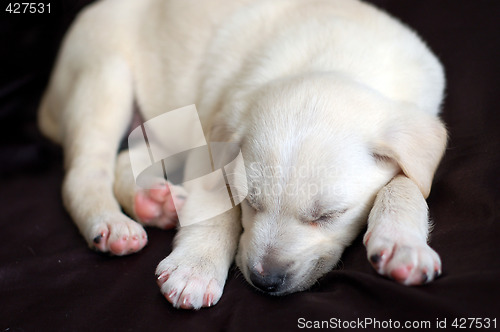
38,0,447,309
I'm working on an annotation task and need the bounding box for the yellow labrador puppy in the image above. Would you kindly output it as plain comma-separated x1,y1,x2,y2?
39,0,447,309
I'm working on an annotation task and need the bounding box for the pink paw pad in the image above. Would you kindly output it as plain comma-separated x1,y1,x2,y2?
134,182,184,229
390,265,413,282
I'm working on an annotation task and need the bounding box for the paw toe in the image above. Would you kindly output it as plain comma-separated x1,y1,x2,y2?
92,230,110,252
389,265,413,282
109,237,128,255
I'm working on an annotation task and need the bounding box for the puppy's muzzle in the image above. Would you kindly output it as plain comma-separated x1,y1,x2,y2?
248,261,289,294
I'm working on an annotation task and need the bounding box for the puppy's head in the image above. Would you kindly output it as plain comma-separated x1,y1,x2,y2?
232,75,446,295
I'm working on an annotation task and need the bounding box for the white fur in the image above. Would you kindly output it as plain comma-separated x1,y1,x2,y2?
39,0,447,309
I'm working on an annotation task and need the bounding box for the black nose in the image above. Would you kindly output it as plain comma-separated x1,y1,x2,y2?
250,270,286,293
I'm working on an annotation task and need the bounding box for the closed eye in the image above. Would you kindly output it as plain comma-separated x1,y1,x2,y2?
310,209,348,224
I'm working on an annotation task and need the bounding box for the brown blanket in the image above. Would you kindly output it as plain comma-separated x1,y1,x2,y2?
1,1,499,330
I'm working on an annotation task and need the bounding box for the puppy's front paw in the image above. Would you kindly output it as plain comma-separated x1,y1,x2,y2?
155,253,225,310
134,180,187,229
364,232,442,285
89,213,148,255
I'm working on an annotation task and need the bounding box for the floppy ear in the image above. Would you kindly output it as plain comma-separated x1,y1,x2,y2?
373,109,447,198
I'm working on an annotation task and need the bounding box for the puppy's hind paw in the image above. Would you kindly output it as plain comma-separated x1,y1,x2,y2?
88,213,148,256
134,180,187,230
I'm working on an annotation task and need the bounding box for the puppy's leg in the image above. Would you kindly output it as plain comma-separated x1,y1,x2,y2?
364,175,442,285
59,59,147,255
114,149,187,229
156,192,241,309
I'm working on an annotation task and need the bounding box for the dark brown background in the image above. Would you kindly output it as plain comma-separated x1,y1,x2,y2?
1,1,499,331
